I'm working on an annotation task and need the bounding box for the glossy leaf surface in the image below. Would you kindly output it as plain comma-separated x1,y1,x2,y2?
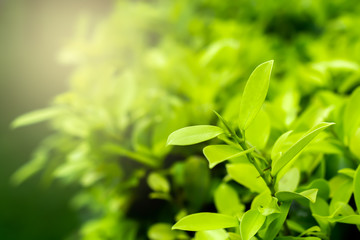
239,60,274,130
167,125,224,146
172,213,238,231
272,122,334,175
203,145,254,168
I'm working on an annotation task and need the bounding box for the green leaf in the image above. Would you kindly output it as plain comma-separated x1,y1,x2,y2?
226,163,268,193
275,237,321,240
203,145,254,169
172,213,238,231
271,130,293,162
275,189,318,203
344,87,360,144
240,209,266,240
298,226,321,237
277,168,300,192
11,108,61,129
251,192,280,216
239,60,274,130
228,232,242,240
214,183,244,216
261,201,291,240
167,125,224,146
338,168,355,178
349,128,360,158
329,175,353,213
354,165,360,213
194,229,228,240
271,122,335,175
246,109,271,149
148,223,176,240
314,214,360,225
147,172,170,193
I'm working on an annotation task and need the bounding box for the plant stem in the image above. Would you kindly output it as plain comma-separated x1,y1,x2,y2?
235,131,276,196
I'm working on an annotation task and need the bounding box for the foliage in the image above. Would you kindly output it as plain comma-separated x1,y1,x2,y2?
12,0,360,239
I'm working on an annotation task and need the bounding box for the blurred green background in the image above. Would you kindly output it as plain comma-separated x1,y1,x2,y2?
0,1,112,239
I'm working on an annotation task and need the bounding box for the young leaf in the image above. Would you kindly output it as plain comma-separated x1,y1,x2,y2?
228,233,242,240
277,167,300,192
147,172,170,193
246,109,271,149
354,165,360,213
271,130,293,161
226,163,268,193
203,145,254,169
167,125,224,146
275,237,321,240
338,168,355,178
148,223,177,240
11,107,61,129
344,87,360,144
261,201,291,240
240,209,266,240
313,215,360,225
194,229,228,240
275,189,318,203
239,60,274,130
271,122,335,175
251,193,280,216
214,183,244,216
172,213,238,231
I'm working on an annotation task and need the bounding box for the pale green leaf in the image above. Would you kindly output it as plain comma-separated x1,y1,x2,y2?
349,128,360,158
239,60,274,130
172,213,238,231
277,168,300,192
329,175,353,213
246,109,271,149
226,163,268,193
275,237,321,240
203,145,254,169
275,189,318,203
314,214,360,225
240,209,266,240
271,130,293,162
194,229,228,240
147,172,170,193
271,122,335,175
354,165,360,213
228,232,243,240
338,168,355,178
148,223,176,240
344,87,360,144
261,201,291,240
167,125,224,146
214,183,244,216
11,108,61,129
251,192,280,216
299,226,321,236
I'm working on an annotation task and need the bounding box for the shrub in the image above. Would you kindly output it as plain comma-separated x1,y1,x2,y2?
12,0,360,239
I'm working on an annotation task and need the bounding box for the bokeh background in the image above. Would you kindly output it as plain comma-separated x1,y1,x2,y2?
1,0,360,239
0,1,112,239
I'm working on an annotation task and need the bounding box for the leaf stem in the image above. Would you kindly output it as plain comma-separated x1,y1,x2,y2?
237,131,276,196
